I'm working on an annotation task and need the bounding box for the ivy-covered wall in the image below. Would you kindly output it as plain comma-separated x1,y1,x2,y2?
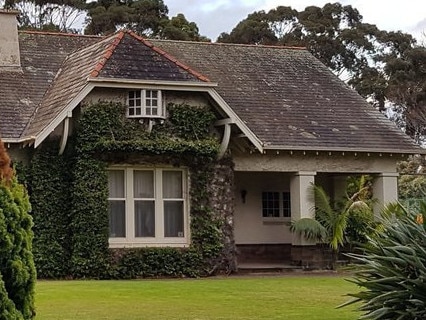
30,142,73,278
28,101,236,278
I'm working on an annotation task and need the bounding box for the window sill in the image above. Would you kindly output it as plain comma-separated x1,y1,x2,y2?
262,217,291,225
109,239,189,249
126,115,166,120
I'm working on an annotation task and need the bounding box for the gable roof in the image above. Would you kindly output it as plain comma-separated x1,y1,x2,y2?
0,30,423,154
22,31,209,141
149,40,422,154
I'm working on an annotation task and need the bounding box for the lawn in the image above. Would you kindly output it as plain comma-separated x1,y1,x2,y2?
35,274,361,320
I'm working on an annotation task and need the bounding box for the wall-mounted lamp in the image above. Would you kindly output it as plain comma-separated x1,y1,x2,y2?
241,189,247,204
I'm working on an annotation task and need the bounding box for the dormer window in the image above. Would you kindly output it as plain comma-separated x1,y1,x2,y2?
127,89,164,118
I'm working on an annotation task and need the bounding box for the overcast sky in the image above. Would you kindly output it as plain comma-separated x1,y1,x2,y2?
166,0,426,42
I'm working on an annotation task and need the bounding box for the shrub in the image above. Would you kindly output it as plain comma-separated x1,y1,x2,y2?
342,202,426,319
112,247,202,278
0,140,36,319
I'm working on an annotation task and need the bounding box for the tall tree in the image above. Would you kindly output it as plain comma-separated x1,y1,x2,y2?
84,0,168,36
160,13,210,41
218,3,383,79
85,0,209,41
4,0,86,32
383,45,426,142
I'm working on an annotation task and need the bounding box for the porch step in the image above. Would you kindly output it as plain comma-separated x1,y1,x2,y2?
237,262,304,274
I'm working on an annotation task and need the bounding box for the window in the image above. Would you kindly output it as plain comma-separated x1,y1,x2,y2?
127,89,164,118
262,191,291,218
108,167,188,247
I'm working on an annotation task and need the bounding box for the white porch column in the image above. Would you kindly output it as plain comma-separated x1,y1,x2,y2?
373,172,399,216
290,171,316,245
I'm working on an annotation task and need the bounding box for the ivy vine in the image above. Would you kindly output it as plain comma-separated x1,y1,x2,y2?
28,100,232,278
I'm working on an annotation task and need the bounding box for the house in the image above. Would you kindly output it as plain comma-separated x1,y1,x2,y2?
0,9,423,277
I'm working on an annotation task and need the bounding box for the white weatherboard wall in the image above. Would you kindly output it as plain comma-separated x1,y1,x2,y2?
234,172,293,244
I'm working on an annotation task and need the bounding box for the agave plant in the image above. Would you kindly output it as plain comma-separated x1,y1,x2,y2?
341,202,426,319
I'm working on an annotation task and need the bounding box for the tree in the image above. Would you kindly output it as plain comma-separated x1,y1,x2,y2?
397,155,426,216
217,11,276,45
84,0,168,36
218,3,426,143
84,0,209,41
218,3,380,78
383,46,426,143
4,0,86,32
0,139,36,319
160,13,210,42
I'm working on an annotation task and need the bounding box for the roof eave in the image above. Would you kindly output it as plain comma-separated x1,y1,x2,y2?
88,77,218,89
25,81,263,154
262,145,425,155
1,137,36,145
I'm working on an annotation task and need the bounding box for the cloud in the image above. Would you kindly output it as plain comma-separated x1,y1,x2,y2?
167,0,261,40
412,18,426,34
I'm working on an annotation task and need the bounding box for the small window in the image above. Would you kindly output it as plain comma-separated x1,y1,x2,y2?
127,89,164,118
262,191,291,218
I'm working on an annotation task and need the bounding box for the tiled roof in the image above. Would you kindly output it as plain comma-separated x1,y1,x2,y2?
150,40,422,153
1,31,208,140
0,31,99,139
0,31,422,153
96,31,209,82
23,33,115,138
23,31,209,139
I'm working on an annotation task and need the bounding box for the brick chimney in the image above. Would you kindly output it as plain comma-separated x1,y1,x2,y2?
0,9,21,70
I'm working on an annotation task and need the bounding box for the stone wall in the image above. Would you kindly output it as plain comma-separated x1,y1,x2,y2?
209,157,237,273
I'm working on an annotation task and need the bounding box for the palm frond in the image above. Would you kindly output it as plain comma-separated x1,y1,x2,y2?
290,218,327,242
330,211,348,251
310,183,334,225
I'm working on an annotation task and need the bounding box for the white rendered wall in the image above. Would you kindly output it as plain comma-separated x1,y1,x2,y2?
234,172,293,244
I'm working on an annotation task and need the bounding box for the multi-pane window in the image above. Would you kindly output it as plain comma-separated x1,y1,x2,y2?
262,191,291,218
108,167,187,247
127,90,163,118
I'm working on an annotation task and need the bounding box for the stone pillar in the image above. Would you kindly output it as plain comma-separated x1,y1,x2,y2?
373,172,399,216
290,171,316,245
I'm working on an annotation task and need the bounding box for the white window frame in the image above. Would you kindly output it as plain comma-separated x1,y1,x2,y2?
261,191,291,222
108,166,189,248
127,89,165,118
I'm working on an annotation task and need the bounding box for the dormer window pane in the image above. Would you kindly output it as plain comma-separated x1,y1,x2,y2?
127,89,163,118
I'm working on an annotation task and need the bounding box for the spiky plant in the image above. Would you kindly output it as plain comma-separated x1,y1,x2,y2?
341,202,426,319
290,218,327,242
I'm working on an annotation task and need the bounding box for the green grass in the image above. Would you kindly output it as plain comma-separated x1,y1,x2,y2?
36,275,360,320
